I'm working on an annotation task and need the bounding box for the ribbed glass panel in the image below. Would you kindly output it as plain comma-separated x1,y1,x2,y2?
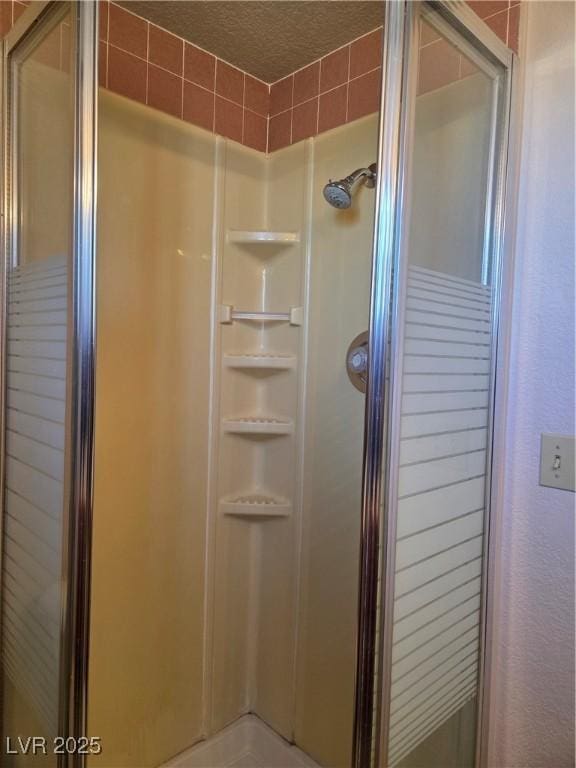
388,266,492,766
3,257,67,739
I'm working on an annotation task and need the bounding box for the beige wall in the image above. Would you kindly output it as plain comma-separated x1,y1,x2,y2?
490,2,575,766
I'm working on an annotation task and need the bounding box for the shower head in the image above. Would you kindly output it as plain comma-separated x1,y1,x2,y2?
323,181,354,209
323,163,377,209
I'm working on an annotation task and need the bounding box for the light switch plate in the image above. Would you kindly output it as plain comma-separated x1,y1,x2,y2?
540,434,575,492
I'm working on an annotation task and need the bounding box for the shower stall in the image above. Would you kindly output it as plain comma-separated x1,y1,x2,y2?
0,1,517,767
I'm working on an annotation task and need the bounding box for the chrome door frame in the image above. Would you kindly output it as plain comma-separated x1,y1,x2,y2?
0,3,98,765
61,2,98,759
352,3,416,767
354,2,517,766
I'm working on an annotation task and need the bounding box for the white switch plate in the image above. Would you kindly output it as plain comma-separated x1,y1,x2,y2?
540,434,575,492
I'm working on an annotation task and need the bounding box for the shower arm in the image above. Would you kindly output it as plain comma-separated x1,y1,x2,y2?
344,164,378,189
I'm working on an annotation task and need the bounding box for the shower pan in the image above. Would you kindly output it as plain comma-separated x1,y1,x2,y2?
0,2,516,767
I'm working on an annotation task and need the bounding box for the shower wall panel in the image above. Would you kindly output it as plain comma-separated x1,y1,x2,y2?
294,114,379,768
89,92,215,768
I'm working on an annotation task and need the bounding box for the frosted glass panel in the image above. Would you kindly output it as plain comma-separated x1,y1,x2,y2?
3,257,67,737
388,17,496,768
1,9,74,759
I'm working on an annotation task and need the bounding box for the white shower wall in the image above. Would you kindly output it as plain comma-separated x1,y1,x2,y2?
90,89,378,768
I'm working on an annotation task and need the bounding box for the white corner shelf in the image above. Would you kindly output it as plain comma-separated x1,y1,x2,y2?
220,494,292,519
223,417,294,436
227,230,300,245
218,305,303,326
224,354,296,371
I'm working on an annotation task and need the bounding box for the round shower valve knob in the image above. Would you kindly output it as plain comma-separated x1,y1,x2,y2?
348,346,368,374
346,331,369,393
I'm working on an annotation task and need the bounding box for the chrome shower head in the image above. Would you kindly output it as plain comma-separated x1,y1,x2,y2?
323,181,353,209
323,163,377,209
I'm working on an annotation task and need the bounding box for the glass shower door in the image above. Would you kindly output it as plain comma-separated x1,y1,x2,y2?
378,5,512,768
1,8,75,759
1,3,98,764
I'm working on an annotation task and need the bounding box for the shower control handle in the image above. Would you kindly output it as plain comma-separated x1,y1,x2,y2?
346,332,369,393
348,346,368,375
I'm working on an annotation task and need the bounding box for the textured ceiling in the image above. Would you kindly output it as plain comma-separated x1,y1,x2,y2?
120,1,384,83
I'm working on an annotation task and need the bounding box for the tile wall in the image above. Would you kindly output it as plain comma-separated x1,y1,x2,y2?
269,1,520,151
98,1,269,151
1,0,520,154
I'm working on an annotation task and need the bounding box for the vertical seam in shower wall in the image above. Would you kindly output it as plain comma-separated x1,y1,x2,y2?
214,57,220,134
202,137,225,737
246,525,262,713
58,22,63,70
105,33,109,89
181,38,185,120
290,76,295,146
263,152,270,225
241,72,246,145
345,45,351,123
144,19,150,105
289,136,315,737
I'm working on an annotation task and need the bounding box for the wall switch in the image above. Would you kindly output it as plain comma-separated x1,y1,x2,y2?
540,434,575,492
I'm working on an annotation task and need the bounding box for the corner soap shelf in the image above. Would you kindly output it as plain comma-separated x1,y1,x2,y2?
223,417,294,436
224,354,296,371
218,220,301,527
227,230,300,245
219,305,303,326
220,494,291,519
